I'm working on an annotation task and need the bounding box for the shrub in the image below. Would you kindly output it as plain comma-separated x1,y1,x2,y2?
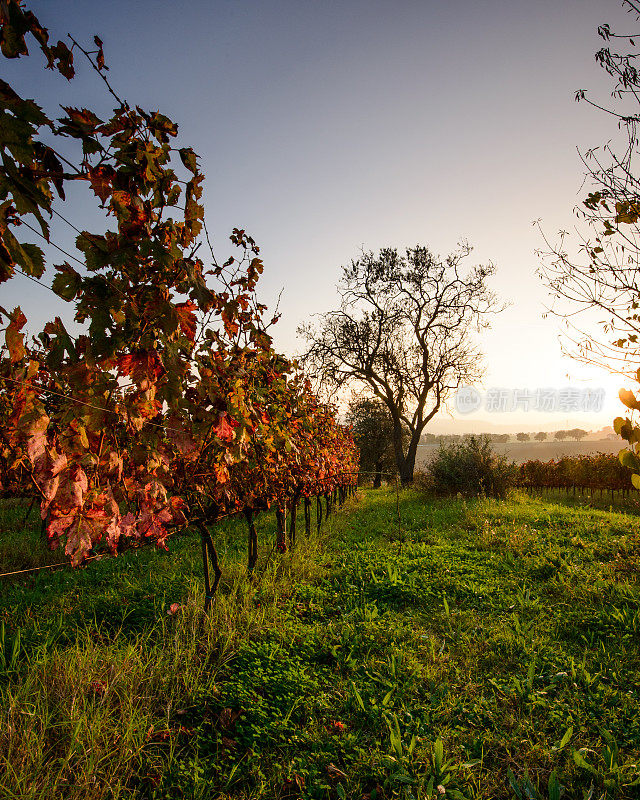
426,435,516,498
412,470,434,492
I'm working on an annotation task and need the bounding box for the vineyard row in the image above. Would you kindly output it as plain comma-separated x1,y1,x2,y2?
515,453,633,494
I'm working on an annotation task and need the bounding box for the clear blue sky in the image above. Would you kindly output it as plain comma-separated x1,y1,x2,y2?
3,0,635,432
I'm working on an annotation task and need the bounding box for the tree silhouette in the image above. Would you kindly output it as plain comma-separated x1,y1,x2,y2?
300,245,503,483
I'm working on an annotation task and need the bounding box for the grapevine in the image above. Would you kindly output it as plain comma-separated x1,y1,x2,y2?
0,1,359,603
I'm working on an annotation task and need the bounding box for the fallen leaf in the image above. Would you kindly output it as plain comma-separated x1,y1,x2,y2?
326,763,347,780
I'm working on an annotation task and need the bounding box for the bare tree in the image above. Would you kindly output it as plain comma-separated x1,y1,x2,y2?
537,0,640,377
299,244,503,484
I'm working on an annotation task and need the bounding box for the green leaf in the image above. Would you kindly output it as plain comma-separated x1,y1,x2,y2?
77,426,89,449
559,726,573,749
350,681,366,712
166,184,181,206
3,229,45,277
507,768,524,800
619,388,640,411
614,416,627,435
434,738,444,773
389,713,403,759
619,449,640,470
0,110,37,162
19,242,45,277
548,771,560,800
179,147,198,174
75,233,109,271
52,263,81,301
527,656,536,685
573,750,596,774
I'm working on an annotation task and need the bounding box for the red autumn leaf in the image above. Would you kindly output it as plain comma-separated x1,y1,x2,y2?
89,680,107,697
61,106,102,132
94,35,106,71
212,412,237,443
22,412,50,466
40,474,59,519
222,314,239,338
26,430,47,466
46,512,76,550
110,190,132,209
155,505,174,525
105,516,121,552
106,451,123,481
167,425,198,457
119,512,138,538
49,449,68,477
88,165,115,203
64,517,94,566
137,504,170,545
213,463,229,484
170,496,187,512
126,384,162,423
142,479,168,506
53,466,88,512
50,41,75,79
175,301,197,341
117,350,164,382
5,307,27,362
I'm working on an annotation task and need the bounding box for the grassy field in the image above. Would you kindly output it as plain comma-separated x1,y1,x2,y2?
2,489,640,799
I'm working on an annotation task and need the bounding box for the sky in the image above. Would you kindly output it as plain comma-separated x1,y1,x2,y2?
3,0,639,434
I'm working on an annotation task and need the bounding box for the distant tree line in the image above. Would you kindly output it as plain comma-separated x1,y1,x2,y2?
421,432,511,444
420,429,590,445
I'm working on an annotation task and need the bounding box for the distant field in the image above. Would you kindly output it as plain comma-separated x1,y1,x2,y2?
416,437,625,466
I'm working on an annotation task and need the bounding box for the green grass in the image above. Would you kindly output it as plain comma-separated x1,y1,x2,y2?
2,488,640,799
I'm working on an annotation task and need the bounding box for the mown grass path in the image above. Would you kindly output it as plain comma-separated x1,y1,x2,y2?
2,489,640,799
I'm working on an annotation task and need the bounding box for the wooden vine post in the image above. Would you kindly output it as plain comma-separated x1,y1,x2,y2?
198,522,222,613
304,497,311,536
288,497,298,547
275,507,287,552
245,509,258,573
